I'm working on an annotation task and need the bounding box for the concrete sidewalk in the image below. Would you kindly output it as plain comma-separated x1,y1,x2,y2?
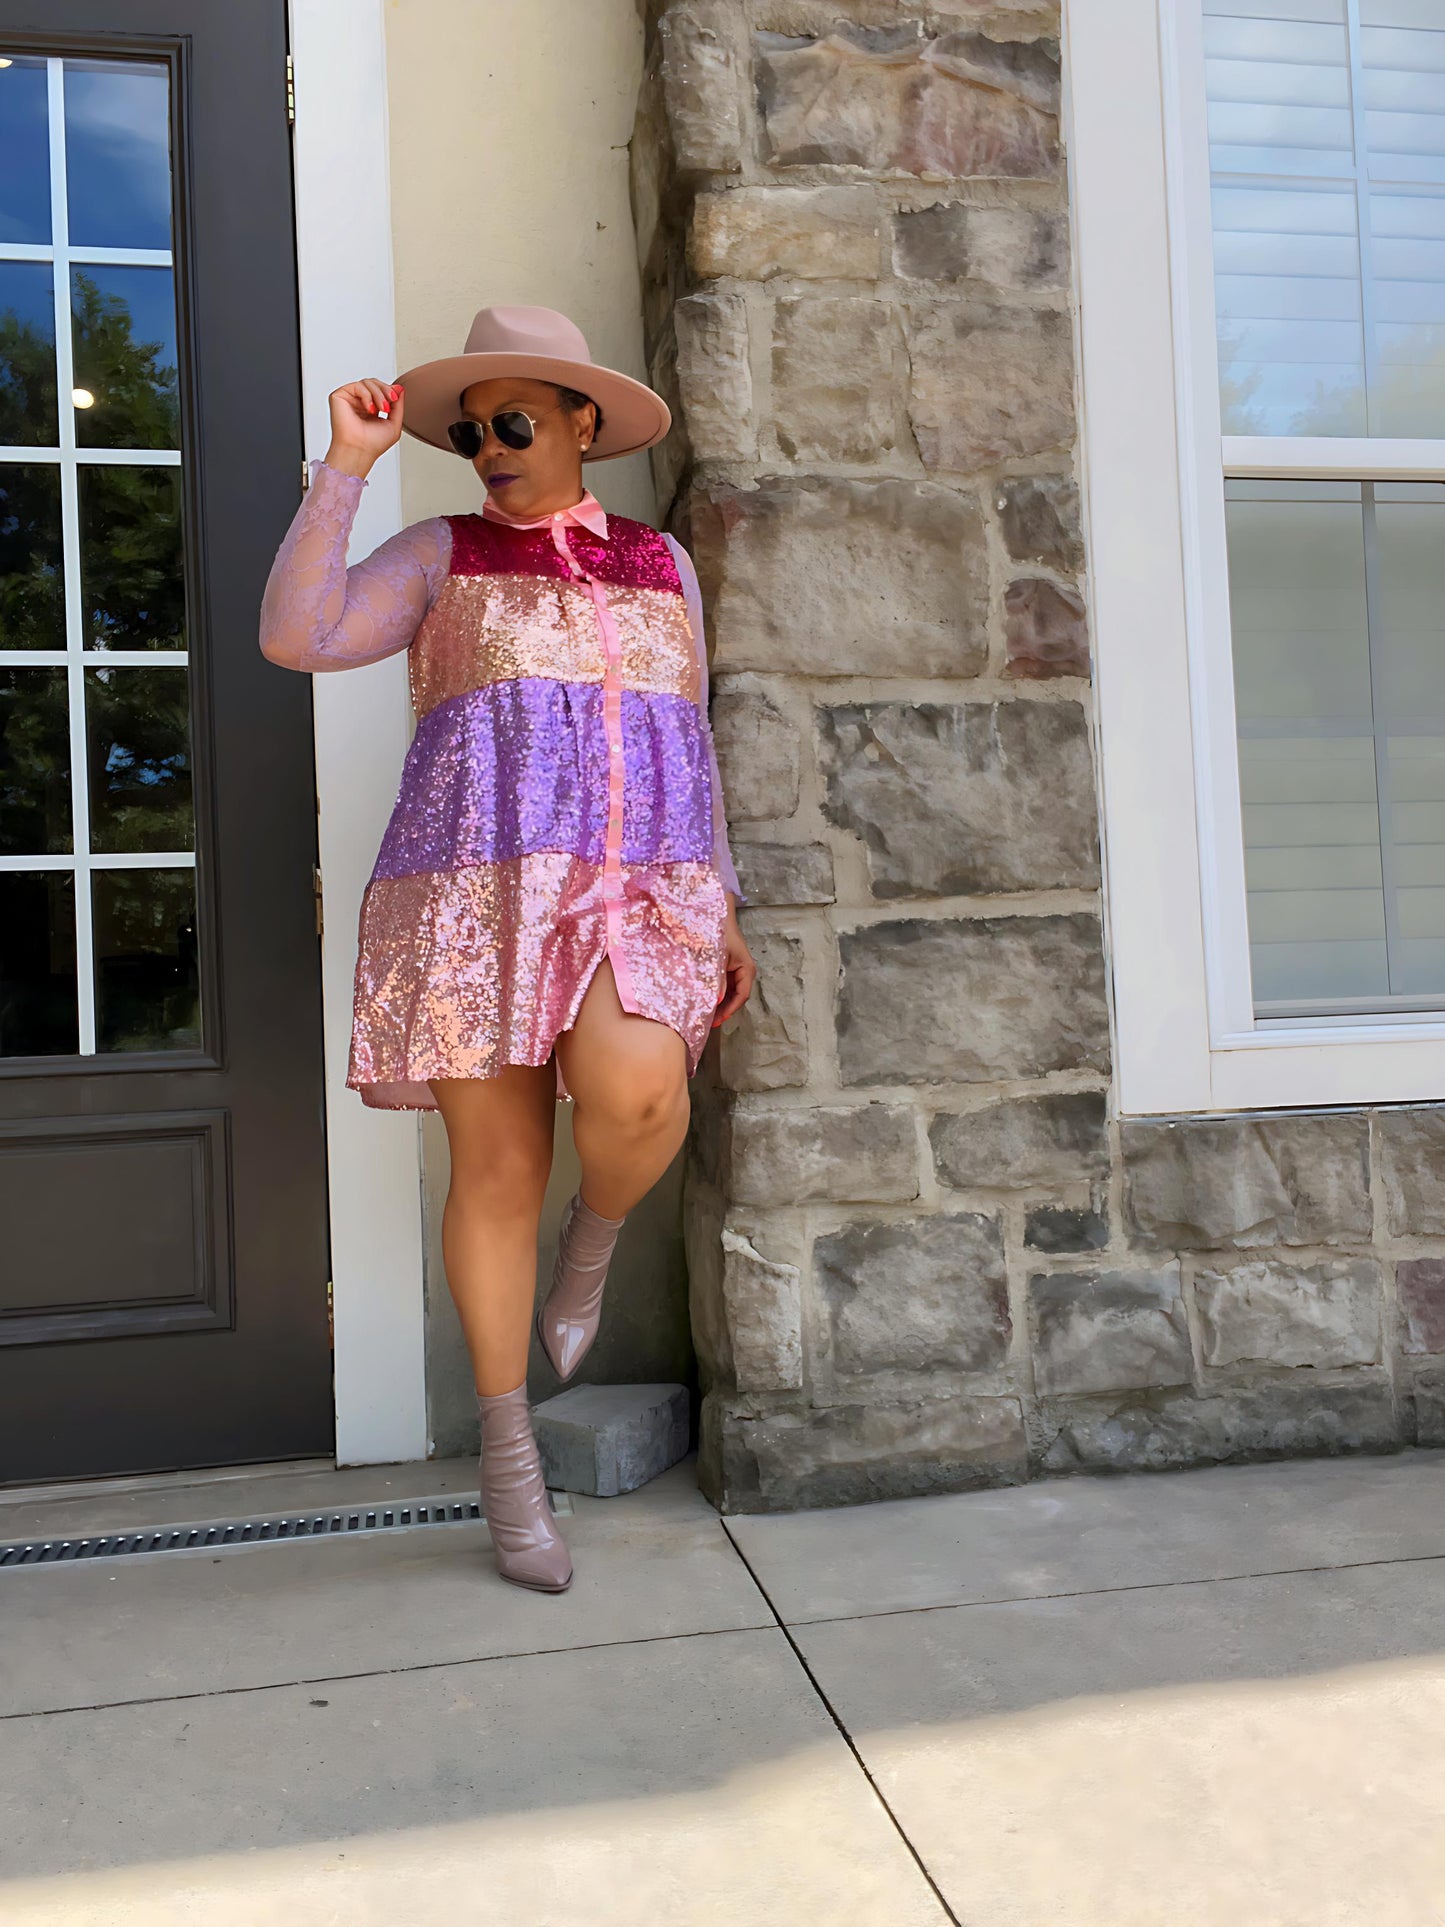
2,1448,1444,1925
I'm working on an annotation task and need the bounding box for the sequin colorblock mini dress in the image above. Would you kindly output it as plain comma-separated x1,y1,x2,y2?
258,463,738,1113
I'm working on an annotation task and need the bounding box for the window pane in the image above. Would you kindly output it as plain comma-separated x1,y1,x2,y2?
0,56,52,245
86,666,192,854
71,266,179,451
1207,0,1445,435
0,260,58,446
1228,482,1387,1005
80,466,185,650
93,865,199,1052
0,666,71,855
1374,482,1445,993
0,871,77,1057
0,465,64,649
63,59,171,251
1228,479,1445,1012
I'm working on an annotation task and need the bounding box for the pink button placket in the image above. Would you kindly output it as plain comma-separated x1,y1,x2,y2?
549,517,639,1014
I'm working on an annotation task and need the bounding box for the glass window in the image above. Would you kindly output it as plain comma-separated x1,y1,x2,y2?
0,51,197,1060
1207,0,1445,437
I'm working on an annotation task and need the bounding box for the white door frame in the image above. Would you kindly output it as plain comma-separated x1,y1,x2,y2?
288,0,428,1465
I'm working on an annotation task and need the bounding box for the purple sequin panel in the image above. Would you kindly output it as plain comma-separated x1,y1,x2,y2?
372,679,714,878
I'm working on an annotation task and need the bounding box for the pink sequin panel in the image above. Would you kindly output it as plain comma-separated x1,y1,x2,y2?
348,853,728,1111
408,575,700,721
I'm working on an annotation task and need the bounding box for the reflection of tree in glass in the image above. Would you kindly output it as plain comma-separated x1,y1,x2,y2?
71,269,179,449
94,867,200,1051
83,465,185,650
0,668,71,856
1218,325,1445,439
86,667,192,853
0,466,64,649
0,299,58,446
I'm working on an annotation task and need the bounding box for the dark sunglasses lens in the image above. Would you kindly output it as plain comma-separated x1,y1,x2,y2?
492,411,535,450
447,420,483,459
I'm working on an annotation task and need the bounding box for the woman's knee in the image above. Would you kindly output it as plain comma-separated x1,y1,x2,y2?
582,1059,688,1142
446,1134,551,1218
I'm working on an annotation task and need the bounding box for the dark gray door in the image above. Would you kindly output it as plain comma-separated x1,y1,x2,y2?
0,0,333,1482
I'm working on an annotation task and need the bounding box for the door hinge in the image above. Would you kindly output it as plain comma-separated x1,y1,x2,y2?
301,457,310,492
286,53,296,126
313,863,324,937
326,1279,334,1348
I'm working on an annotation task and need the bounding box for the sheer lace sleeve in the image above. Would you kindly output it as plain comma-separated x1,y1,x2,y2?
665,532,743,903
259,458,451,672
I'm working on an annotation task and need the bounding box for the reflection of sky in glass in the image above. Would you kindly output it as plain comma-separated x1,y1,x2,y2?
0,58,51,244
64,60,171,251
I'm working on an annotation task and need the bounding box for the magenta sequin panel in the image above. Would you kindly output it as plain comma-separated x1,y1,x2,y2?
446,511,688,595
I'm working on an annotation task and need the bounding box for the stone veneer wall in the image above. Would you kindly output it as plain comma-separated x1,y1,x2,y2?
631,0,1445,1511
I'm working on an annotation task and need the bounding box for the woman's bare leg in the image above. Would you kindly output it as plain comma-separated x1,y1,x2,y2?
553,959,691,1218
429,1064,556,1396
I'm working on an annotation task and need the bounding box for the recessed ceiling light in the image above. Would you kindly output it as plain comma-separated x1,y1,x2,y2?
72,387,95,408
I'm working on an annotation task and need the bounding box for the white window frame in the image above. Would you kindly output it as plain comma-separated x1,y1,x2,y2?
1064,0,1445,1115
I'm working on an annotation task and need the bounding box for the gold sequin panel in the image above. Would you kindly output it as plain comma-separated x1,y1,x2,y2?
347,852,728,1111
409,575,701,720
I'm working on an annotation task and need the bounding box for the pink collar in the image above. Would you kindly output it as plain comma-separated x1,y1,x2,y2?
480,488,609,540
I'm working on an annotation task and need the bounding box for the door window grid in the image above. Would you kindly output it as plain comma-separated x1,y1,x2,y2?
1202,0,1445,1024
0,56,190,1058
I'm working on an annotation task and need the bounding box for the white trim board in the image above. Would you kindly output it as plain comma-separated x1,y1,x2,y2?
289,0,428,1463
1063,0,1445,1117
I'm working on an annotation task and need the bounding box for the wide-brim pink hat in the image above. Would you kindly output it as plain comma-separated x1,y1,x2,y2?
396,304,671,462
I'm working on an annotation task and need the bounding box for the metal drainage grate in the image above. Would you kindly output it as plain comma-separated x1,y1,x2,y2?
0,1493,501,1568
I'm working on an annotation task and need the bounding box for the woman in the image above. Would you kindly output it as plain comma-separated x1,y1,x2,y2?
259,305,755,1595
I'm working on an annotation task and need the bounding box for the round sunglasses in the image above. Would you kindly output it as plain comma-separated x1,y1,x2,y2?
446,404,565,459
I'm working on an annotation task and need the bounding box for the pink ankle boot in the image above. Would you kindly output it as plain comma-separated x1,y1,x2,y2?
535,1192,625,1381
476,1382,572,1592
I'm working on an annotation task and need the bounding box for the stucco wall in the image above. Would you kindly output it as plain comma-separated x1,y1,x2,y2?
382,0,691,1455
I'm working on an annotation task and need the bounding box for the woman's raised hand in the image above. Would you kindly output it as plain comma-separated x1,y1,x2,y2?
323,378,405,477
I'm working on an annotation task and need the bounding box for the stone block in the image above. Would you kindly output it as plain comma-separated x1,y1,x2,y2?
1004,577,1089,679
817,699,1099,898
721,1227,803,1391
1025,1204,1108,1252
1040,1377,1401,1474
816,1212,1009,1375
907,301,1074,471
532,1382,690,1497
1195,1259,1381,1369
838,914,1110,1085
996,473,1084,573
757,26,1060,179
893,201,1067,290
1397,1259,1445,1356
1415,1369,1445,1447
1028,1266,1192,1397
675,290,755,461
709,684,800,825
1121,1114,1372,1251
659,2,747,173
689,477,988,678
710,1390,1028,1511
718,926,808,1092
1378,1110,1445,1236
931,1091,1110,1189
691,184,880,281
733,841,835,906
728,1102,920,1207
772,297,899,462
